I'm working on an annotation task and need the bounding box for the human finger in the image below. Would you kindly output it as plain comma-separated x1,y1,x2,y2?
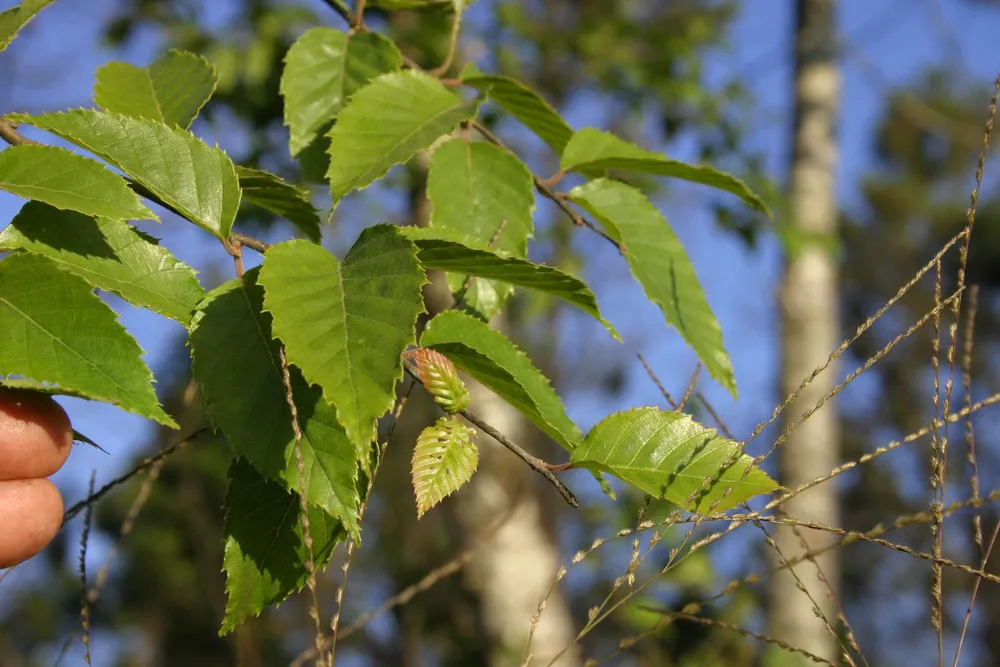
0,388,73,481
0,478,64,568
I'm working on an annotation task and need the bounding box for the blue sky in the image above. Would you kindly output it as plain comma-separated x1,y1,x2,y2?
2,0,1000,662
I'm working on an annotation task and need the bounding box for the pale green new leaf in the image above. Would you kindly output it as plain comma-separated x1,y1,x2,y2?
571,407,779,513
189,269,361,534
281,28,402,156
0,201,204,324
93,49,217,129
259,226,426,460
0,144,156,221
460,63,573,154
402,227,617,338
420,310,581,451
0,0,54,52
561,128,769,215
325,70,480,203
235,166,320,242
221,458,343,634
427,138,534,319
0,253,174,426
412,417,478,518
8,110,241,240
569,178,736,396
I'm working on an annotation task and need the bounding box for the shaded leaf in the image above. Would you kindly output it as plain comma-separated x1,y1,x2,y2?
235,166,320,242
0,201,204,324
568,178,736,396
460,63,573,154
281,28,402,156
325,70,479,203
221,458,343,633
402,226,618,338
258,225,426,462
189,269,360,534
0,0,54,52
9,110,241,240
427,138,534,319
571,407,779,513
412,417,478,518
0,253,174,426
420,310,581,451
93,50,217,129
0,144,155,221
561,128,769,215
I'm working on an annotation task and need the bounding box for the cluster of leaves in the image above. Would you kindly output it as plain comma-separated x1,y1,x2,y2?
0,0,777,632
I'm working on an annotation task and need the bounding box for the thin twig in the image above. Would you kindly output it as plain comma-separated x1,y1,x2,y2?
430,8,462,77
930,259,945,661
63,429,206,523
79,472,96,667
319,0,352,24
953,518,1000,667
404,364,578,506
353,0,367,29
231,232,271,254
277,347,325,666
678,363,701,411
636,353,678,409
963,285,983,555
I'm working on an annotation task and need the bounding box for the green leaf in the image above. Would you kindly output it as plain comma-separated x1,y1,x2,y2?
0,253,175,427
235,166,320,242
561,128,770,215
568,178,736,396
281,28,402,157
402,226,618,338
189,269,361,535
0,201,204,324
258,225,426,460
412,417,478,518
0,144,156,221
325,70,480,203
420,310,581,451
460,63,574,154
221,457,343,634
0,0,54,53
8,110,241,240
93,49,217,129
427,138,534,319
571,407,779,513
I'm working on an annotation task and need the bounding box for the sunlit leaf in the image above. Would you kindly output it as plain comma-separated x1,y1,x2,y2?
221,458,343,634
561,128,769,215
571,407,779,512
281,28,402,156
189,269,361,533
568,178,736,396
8,110,241,240
235,166,320,242
460,63,573,154
0,144,155,221
0,253,175,426
412,417,478,518
420,310,581,451
94,50,217,129
427,138,534,319
402,226,617,337
0,201,203,324
258,225,426,462
325,70,479,203
0,0,54,53
405,347,469,414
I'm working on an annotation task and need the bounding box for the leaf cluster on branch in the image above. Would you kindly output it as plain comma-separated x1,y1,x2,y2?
0,0,777,640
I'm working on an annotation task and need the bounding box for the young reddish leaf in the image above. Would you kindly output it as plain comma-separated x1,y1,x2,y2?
405,347,470,414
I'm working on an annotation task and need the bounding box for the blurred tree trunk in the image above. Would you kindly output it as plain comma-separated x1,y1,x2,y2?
768,0,842,663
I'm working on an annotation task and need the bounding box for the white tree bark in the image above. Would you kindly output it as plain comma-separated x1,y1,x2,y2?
457,376,581,667
769,0,842,663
